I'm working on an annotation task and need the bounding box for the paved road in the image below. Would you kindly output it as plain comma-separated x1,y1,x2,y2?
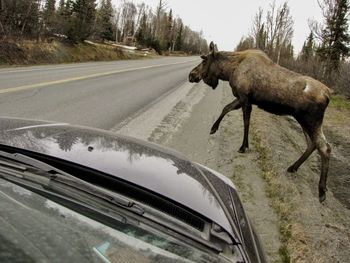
0,57,199,129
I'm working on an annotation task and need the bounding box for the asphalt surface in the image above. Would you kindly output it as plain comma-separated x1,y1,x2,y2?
0,57,199,129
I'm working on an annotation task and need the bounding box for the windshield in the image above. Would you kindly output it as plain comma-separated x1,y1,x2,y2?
2,0,348,263
0,178,230,263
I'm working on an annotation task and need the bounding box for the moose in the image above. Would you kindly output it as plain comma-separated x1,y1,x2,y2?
189,42,332,202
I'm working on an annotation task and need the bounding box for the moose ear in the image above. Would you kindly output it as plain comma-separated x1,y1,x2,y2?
209,41,215,52
209,41,218,57
200,54,207,60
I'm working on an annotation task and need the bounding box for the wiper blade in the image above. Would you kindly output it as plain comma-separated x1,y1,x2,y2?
0,150,143,213
0,150,230,254
0,151,60,173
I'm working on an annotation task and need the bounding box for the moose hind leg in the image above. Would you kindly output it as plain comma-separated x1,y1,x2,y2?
287,129,315,173
316,130,331,202
210,99,241,134
239,103,252,153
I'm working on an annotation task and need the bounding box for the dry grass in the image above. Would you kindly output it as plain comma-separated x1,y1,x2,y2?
0,39,144,66
250,121,314,263
329,95,350,110
250,126,292,262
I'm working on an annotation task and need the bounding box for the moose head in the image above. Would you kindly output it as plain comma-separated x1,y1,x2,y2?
189,41,220,89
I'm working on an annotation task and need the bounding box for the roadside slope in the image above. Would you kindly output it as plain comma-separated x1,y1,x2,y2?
0,40,138,66
251,106,350,263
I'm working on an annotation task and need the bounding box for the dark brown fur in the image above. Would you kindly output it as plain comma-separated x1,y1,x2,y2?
189,42,331,202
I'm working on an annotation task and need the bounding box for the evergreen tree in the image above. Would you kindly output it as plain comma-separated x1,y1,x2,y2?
174,20,183,51
67,0,97,42
166,9,173,50
58,0,65,14
97,0,114,41
256,24,267,51
300,32,315,61
318,0,350,71
135,11,147,45
0,0,41,37
43,0,56,33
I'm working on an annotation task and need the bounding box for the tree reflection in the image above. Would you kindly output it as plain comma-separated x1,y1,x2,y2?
0,126,218,207
55,134,79,152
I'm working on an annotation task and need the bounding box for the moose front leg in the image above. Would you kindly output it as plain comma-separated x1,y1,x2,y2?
210,99,241,134
239,103,252,153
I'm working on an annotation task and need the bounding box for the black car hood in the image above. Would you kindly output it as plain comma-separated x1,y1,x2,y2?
0,117,233,235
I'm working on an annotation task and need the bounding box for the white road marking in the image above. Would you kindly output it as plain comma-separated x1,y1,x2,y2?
0,59,198,95
0,63,98,74
6,123,68,132
0,191,31,210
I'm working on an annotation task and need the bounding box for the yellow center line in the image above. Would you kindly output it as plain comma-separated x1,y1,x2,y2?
0,59,198,95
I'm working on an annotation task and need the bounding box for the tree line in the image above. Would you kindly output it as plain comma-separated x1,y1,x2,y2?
0,0,208,54
236,0,349,96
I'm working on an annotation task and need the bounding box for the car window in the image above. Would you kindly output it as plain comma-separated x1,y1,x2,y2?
0,178,225,263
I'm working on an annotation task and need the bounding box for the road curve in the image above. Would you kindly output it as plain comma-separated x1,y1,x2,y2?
0,57,199,129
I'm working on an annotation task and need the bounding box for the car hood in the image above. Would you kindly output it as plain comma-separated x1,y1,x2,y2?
0,117,234,236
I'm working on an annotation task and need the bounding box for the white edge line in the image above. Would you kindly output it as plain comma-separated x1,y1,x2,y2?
0,59,199,95
0,191,31,210
6,123,68,132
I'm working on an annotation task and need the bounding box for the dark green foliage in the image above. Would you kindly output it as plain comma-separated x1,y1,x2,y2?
43,0,56,32
96,0,114,41
58,0,65,13
0,0,41,38
166,9,173,50
317,0,350,71
135,11,147,45
66,0,96,42
300,32,314,61
0,0,207,54
174,22,183,51
146,37,161,53
256,24,267,50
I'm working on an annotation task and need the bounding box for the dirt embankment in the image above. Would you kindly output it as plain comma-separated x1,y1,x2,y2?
251,109,350,263
0,40,140,66
150,81,350,263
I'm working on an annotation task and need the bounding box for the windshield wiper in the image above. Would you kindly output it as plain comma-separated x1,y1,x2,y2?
0,150,144,214
0,150,227,254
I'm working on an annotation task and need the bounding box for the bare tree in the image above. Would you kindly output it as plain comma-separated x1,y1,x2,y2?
266,0,294,63
132,2,146,40
118,0,137,42
251,7,267,50
155,0,167,38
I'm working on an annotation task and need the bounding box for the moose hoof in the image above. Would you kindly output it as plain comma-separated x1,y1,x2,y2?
238,147,246,153
287,166,297,173
210,127,218,134
319,192,326,203
318,187,328,203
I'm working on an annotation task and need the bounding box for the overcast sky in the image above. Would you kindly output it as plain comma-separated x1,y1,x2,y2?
112,0,324,53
